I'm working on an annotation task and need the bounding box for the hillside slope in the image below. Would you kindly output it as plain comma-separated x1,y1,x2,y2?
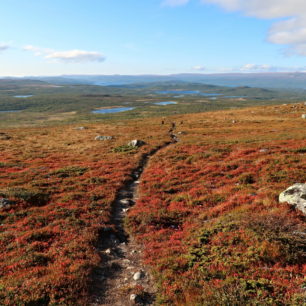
0,103,305,305
128,103,306,305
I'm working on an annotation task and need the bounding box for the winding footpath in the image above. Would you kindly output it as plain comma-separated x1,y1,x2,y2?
90,127,178,306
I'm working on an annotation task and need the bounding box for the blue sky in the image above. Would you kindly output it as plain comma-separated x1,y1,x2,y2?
1,0,306,76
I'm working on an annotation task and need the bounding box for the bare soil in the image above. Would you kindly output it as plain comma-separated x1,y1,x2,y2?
90,128,178,306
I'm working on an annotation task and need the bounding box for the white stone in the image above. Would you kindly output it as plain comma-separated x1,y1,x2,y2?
130,294,137,302
301,114,306,119
104,248,111,254
279,184,306,215
95,135,113,141
128,139,145,147
133,271,144,281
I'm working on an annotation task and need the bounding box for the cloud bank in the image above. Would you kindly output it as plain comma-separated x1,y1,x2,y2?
202,0,306,56
163,0,306,56
0,43,10,52
239,63,306,72
24,45,105,63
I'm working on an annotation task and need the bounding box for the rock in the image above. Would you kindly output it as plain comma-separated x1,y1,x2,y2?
302,114,306,119
133,271,144,281
279,184,306,215
130,294,137,302
259,148,269,153
0,198,13,209
120,199,131,205
128,139,145,147
95,135,113,141
232,120,236,124
104,248,112,255
74,126,86,130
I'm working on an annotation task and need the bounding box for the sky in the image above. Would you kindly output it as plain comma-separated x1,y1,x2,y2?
1,0,306,76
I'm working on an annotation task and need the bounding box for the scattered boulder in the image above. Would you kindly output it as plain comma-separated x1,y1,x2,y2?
130,294,138,303
279,183,306,215
128,139,145,147
120,199,132,206
104,248,112,255
259,148,269,153
302,114,306,119
133,271,144,281
95,135,113,141
0,198,14,209
74,126,86,130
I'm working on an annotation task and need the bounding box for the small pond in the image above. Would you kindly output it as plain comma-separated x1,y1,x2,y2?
200,93,223,97
92,107,135,114
14,95,33,98
154,101,177,106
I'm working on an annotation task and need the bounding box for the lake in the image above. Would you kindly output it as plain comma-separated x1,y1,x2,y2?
92,107,135,114
156,90,223,97
14,95,33,98
154,101,177,105
200,93,223,97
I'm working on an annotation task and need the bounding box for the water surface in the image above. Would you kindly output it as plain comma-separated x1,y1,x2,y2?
14,95,33,98
154,101,177,106
92,107,135,114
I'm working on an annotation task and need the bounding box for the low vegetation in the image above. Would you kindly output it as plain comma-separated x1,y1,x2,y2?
0,120,169,304
1,80,306,305
127,104,306,305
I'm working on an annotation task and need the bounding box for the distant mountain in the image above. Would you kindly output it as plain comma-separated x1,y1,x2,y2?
3,72,306,89
18,73,306,89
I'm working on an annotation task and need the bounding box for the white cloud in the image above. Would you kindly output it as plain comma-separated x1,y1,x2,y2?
23,45,105,63
162,0,190,7
45,50,105,62
165,1,306,56
240,64,272,71
239,63,306,72
192,65,206,71
0,43,10,52
201,0,306,56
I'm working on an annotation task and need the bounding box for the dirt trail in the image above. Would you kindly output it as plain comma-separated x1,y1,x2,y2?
90,127,178,306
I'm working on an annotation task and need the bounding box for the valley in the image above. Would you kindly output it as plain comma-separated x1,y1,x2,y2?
0,80,305,305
